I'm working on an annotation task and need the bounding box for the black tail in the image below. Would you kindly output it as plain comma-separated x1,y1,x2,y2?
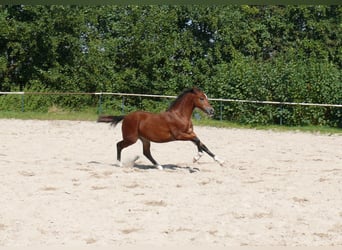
97,115,125,127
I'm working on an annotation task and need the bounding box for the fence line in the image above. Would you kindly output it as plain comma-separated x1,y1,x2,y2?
1,91,341,108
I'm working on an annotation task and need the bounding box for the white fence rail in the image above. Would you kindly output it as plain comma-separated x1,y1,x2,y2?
1,91,341,108
1,91,341,125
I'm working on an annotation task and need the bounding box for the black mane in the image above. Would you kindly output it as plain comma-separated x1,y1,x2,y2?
167,88,197,111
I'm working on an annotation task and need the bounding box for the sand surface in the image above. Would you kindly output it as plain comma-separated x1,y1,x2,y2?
0,119,341,247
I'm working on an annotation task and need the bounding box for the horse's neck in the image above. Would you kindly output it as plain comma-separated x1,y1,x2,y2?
168,96,194,120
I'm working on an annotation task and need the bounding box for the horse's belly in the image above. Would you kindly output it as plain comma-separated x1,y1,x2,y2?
138,116,174,142
139,127,173,143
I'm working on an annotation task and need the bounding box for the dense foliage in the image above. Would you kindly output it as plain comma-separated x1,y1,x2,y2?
0,5,341,127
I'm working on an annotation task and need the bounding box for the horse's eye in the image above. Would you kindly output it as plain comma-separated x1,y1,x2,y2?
200,97,204,101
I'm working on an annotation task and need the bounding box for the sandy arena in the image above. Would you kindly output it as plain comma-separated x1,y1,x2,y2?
0,119,341,247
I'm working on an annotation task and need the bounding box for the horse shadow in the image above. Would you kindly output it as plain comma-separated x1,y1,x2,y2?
133,163,200,173
87,161,200,173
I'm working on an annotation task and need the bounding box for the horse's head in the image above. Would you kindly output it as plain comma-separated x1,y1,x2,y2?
192,87,215,117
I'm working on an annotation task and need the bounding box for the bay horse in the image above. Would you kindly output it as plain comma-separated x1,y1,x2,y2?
97,87,224,170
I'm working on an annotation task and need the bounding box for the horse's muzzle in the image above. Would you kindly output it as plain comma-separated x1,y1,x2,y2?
206,107,215,117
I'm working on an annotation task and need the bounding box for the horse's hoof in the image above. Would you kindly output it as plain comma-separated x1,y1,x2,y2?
115,160,123,168
155,165,163,170
214,156,225,166
193,152,204,163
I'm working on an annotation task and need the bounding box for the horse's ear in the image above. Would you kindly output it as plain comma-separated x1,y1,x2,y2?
192,86,200,93
193,87,204,94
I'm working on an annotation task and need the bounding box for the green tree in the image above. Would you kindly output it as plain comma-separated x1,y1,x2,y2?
0,5,340,126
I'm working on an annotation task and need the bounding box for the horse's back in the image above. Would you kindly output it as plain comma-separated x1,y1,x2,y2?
124,111,159,123
122,111,173,142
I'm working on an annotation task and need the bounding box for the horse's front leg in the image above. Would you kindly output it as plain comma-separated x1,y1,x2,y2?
191,137,224,166
193,143,204,163
174,131,224,165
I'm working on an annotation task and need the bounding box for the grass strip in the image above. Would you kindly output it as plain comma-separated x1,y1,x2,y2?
0,110,341,134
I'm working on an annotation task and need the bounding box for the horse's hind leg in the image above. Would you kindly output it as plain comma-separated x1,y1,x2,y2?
116,139,136,167
140,138,163,170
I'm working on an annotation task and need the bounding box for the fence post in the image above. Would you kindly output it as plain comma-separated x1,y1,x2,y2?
121,96,125,114
21,94,25,112
97,93,102,115
220,99,223,121
279,105,283,126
